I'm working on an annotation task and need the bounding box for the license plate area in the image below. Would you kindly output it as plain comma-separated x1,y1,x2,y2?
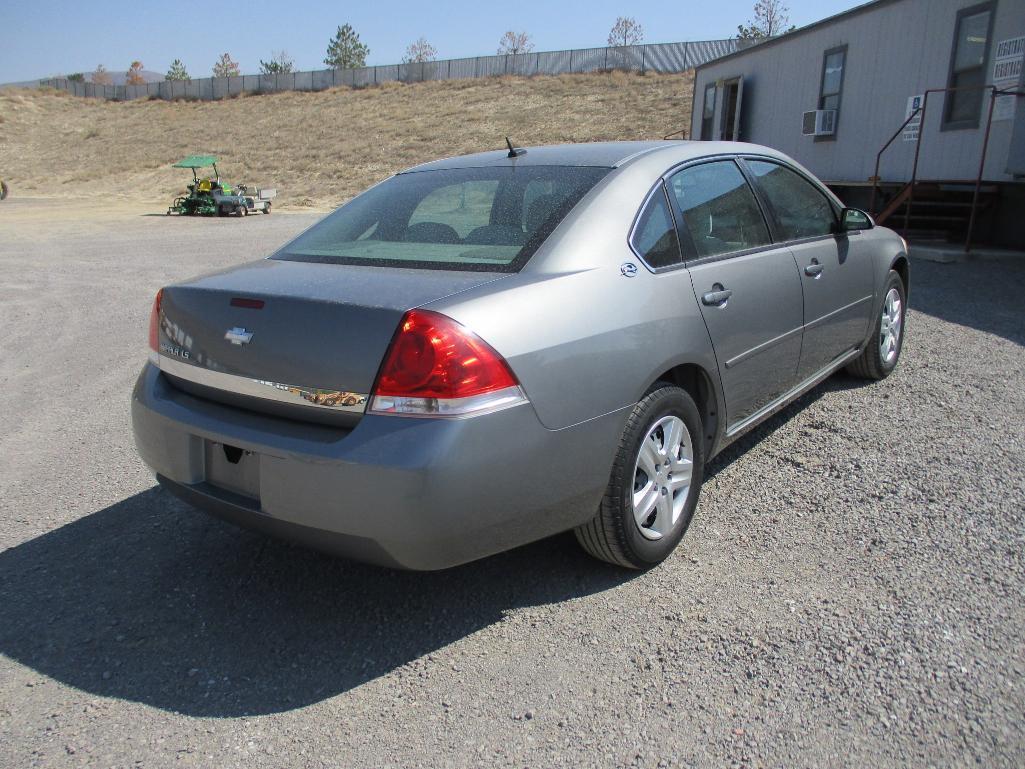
204,440,260,501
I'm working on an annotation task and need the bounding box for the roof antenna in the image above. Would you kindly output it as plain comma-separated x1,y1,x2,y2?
505,137,526,158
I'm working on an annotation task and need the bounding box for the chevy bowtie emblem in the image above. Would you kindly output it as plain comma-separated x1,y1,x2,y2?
225,327,254,346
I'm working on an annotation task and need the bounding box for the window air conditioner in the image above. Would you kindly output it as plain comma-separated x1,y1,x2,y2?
802,109,837,136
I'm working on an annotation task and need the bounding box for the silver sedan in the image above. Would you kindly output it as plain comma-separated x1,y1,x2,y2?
132,141,908,570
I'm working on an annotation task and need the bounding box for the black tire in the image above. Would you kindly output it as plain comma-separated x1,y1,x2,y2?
0,180,8,201
262,202,271,215
236,205,247,217
846,269,906,380
575,384,705,569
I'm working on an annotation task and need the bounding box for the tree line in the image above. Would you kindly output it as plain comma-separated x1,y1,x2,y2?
66,3,792,85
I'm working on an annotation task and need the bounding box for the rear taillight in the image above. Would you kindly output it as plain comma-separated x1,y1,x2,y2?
148,288,163,351
369,309,528,417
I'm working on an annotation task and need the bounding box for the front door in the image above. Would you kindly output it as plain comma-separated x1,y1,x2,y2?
719,77,744,141
744,159,875,380
667,159,803,431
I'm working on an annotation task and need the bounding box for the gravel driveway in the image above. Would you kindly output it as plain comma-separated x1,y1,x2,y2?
1,199,1023,768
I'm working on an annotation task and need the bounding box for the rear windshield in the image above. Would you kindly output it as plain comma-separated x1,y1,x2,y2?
272,165,610,272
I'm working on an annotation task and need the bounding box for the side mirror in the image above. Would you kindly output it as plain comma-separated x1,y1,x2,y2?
838,207,874,233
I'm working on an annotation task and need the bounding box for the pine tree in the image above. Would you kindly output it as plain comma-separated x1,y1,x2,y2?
166,59,190,80
324,24,369,69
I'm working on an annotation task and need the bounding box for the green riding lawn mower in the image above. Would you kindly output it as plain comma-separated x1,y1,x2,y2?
167,155,276,217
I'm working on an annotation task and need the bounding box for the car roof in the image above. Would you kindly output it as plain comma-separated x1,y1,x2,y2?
400,140,791,173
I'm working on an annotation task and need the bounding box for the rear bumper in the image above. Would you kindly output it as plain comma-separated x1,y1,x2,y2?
131,363,626,569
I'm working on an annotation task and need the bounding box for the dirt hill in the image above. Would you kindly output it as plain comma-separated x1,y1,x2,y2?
0,71,693,210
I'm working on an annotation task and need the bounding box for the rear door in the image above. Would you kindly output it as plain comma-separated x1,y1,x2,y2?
744,159,875,381
667,159,804,431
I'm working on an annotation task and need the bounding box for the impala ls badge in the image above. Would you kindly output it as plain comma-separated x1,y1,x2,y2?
225,327,254,346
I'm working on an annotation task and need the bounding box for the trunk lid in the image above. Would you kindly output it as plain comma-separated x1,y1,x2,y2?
155,259,508,423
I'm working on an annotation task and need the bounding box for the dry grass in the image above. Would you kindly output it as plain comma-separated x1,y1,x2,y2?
0,71,693,209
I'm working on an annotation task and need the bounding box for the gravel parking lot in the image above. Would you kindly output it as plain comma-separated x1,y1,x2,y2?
1,198,1023,769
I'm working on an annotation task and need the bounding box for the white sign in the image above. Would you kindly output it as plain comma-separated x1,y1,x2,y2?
903,94,924,141
993,36,1024,122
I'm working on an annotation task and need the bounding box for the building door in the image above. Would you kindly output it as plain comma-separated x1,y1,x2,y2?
719,77,744,141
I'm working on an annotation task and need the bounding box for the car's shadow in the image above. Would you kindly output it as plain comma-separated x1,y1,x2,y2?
0,487,634,717
909,257,1025,348
0,372,869,718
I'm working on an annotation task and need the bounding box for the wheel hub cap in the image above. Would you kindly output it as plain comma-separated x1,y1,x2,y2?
632,415,694,541
879,287,903,364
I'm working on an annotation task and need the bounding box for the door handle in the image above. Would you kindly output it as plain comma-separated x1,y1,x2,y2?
805,261,824,277
702,287,733,306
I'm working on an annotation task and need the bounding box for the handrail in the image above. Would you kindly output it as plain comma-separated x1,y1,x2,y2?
906,85,998,245
966,87,1025,252
871,84,1023,252
869,108,921,215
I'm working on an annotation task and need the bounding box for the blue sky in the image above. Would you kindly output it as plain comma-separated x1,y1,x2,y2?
0,0,862,83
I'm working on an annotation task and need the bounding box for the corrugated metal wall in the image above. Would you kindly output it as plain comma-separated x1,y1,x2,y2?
691,0,1025,183
39,38,750,102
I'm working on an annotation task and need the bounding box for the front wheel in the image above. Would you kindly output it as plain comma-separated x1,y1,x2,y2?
575,384,705,569
1,180,10,201
846,269,906,380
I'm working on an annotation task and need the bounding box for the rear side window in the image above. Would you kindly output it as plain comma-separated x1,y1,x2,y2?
630,188,682,269
667,160,771,258
275,165,611,272
746,160,837,240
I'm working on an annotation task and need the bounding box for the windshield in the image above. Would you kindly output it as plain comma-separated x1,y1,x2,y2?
273,165,610,272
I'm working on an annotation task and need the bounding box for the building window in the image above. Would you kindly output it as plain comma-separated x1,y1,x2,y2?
817,46,847,140
943,2,995,129
701,84,716,140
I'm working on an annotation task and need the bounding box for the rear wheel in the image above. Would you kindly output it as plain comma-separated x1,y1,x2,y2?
575,384,705,569
1,180,9,201
846,270,906,380
262,202,272,215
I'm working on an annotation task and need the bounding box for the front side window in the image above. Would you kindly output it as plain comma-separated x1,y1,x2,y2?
701,84,716,140
944,3,994,128
746,160,837,241
630,187,682,269
818,46,846,137
275,165,610,271
667,160,771,259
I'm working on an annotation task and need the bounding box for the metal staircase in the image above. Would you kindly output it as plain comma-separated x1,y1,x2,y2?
874,181,1000,243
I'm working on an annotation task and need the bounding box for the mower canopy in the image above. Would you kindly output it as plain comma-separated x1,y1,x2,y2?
173,155,219,170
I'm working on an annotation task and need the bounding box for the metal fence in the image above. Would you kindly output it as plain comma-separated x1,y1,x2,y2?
40,39,750,101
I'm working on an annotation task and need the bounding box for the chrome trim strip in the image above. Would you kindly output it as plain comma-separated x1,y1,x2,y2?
151,353,369,414
725,347,860,438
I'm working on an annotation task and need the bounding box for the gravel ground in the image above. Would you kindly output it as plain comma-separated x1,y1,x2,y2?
1,198,1023,769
